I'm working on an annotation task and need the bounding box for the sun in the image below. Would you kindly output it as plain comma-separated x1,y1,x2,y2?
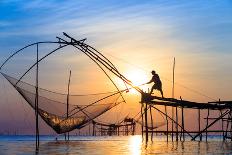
125,70,149,93
126,70,147,86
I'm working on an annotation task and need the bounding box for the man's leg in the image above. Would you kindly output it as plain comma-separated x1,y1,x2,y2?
160,89,164,98
149,85,155,95
158,85,164,98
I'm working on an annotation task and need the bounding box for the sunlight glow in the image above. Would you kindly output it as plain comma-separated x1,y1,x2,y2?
126,70,148,86
129,135,142,155
125,70,149,94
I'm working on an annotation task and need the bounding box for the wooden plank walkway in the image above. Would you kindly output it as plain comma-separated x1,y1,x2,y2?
145,95,232,110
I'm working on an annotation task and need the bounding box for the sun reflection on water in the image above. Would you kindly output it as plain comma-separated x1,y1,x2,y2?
128,135,142,155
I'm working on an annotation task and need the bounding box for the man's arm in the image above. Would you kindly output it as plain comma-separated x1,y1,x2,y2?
146,78,153,84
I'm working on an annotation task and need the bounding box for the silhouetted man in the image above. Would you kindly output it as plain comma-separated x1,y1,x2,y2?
146,70,164,98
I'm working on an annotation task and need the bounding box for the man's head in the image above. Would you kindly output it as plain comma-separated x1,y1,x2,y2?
151,70,156,75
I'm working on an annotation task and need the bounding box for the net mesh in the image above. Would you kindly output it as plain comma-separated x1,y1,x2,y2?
1,72,123,134
135,120,166,130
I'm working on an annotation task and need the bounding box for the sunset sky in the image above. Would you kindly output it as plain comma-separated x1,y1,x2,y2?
0,0,232,134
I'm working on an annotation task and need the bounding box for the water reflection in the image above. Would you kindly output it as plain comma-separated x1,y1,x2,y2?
129,135,142,155
1,135,232,154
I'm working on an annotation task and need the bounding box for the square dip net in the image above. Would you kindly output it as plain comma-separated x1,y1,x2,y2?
1,72,124,134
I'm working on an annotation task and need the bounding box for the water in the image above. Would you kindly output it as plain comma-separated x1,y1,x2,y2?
0,135,232,154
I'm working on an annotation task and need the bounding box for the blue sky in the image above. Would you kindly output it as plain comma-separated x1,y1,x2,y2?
0,0,232,134
1,1,231,48
1,0,231,94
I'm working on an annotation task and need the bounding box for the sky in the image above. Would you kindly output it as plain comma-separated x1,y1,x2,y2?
0,0,232,134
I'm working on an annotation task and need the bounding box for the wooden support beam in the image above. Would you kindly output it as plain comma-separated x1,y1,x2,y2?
176,107,178,141
149,105,153,141
198,109,202,141
133,122,136,135
225,111,231,140
172,57,175,142
204,118,232,120
192,110,230,141
144,103,148,142
181,97,185,141
219,110,225,141
172,106,174,141
92,121,96,136
146,130,227,133
230,109,232,141
164,105,169,142
151,105,193,139
206,108,209,141
149,96,232,110
141,103,144,139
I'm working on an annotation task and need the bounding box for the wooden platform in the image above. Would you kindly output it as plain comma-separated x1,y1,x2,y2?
143,94,232,110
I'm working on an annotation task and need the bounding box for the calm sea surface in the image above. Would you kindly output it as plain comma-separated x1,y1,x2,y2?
0,135,232,155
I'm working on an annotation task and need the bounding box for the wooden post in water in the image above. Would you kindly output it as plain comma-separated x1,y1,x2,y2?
229,109,232,141
132,121,136,135
172,107,174,141
144,103,149,142
180,96,185,141
165,105,168,141
218,99,225,141
141,103,144,139
89,123,91,136
227,110,231,141
220,110,225,141
171,57,175,141
225,111,230,140
176,107,178,141
92,121,96,136
172,57,178,141
100,125,102,136
206,108,209,141
149,105,154,141
181,106,184,141
198,109,202,141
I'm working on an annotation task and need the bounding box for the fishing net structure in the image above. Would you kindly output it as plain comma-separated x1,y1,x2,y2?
0,33,142,135
135,119,166,130
1,72,124,134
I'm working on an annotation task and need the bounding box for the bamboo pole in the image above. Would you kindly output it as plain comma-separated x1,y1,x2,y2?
230,109,232,141
206,108,209,141
176,107,178,141
220,110,225,141
225,111,230,140
172,107,174,141
192,110,230,141
198,109,202,141
141,103,144,139
92,121,96,136
180,96,185,141
150,105,154,141
35,43,39,151
145,103,148,142
151,105,193,139
172,57,176,141
165,105,168,141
